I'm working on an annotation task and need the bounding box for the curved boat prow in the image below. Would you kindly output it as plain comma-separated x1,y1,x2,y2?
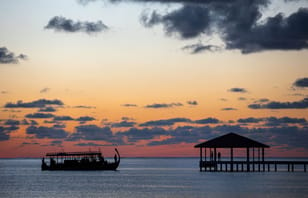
115,148,120,163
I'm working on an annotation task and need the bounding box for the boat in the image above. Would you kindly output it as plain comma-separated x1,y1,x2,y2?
41,148,120,171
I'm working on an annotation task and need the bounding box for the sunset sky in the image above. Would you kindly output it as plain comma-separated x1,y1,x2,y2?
1,0,308,158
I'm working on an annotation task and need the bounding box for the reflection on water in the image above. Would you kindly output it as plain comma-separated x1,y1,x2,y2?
1,158,308,198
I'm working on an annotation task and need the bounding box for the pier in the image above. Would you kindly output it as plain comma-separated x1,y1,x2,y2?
199,160,308,172
195,133,308,172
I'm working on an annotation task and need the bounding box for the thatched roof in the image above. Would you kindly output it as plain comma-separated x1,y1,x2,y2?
194,132,270,148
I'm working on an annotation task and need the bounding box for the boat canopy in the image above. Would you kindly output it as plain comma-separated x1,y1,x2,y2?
46,151,101,157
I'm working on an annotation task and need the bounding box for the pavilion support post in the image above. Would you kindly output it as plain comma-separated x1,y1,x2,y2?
231,147,234,172
252,147,255,172
258,148,260,172
247,147,250,172
200,147,202,172
220,162,222,171
262,148,265,172
214,148,217,171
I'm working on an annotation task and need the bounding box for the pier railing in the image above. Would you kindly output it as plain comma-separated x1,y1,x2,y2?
200,160,308,172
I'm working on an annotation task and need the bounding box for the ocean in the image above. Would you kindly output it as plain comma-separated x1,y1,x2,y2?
1,158,308,198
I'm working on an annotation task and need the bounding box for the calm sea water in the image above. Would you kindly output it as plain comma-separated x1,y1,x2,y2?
1,158,308,198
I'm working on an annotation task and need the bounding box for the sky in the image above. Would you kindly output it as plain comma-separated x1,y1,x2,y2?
0,0,308,158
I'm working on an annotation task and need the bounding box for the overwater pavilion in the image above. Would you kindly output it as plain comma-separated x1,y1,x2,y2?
195,132,270,172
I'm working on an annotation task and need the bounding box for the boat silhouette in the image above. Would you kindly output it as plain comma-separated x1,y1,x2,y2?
41,148,120,170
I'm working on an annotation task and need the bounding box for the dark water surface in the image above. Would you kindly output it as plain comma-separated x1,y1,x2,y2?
1,158,308,198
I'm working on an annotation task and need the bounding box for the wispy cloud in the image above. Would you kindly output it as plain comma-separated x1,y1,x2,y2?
187,100,198,106
122,104,138,107
45,16,108,34
221,107,237,111
144,103,183,109
40,88,50,93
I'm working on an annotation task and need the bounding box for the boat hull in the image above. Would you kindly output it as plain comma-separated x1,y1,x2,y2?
41,161,120,171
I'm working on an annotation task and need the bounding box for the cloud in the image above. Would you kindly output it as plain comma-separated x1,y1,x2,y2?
182,43,222,54
75,142,110,146
248,98,308,109
255,98,270,103
40,88,50,93
20,119,38,125
144,102,183,108
117,127,167,142
76,116,95,122
0,47,27,64
238,97,247,101
141,5,211,39
238,117,263,123
4,99,63,108
228,87,247,93
121,117,135,121
49,140,63,146
39,107,57,112
293,78,308,88
75,142,98,146
265,117,307,126
138,0,308,53
21,142,40,146
68,125,123,144
29,120,38,125
53,116,74,121
45,16,108,34
187,100,198,105
221,107,237,111
143,124,308,149
111,121,136,128
121,104,138,107
4,119,20,125
74,105,96,109
224,8,308,53
53,124,66,129
26,126,68,139
139,118,191,127
0,126,19,141
25,113,55,119
194,117,220,124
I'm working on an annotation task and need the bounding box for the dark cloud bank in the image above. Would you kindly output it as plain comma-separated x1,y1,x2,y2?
7,114,306,151
79,0,308,54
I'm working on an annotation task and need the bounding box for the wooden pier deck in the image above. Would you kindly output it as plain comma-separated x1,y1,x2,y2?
200,160,308,172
